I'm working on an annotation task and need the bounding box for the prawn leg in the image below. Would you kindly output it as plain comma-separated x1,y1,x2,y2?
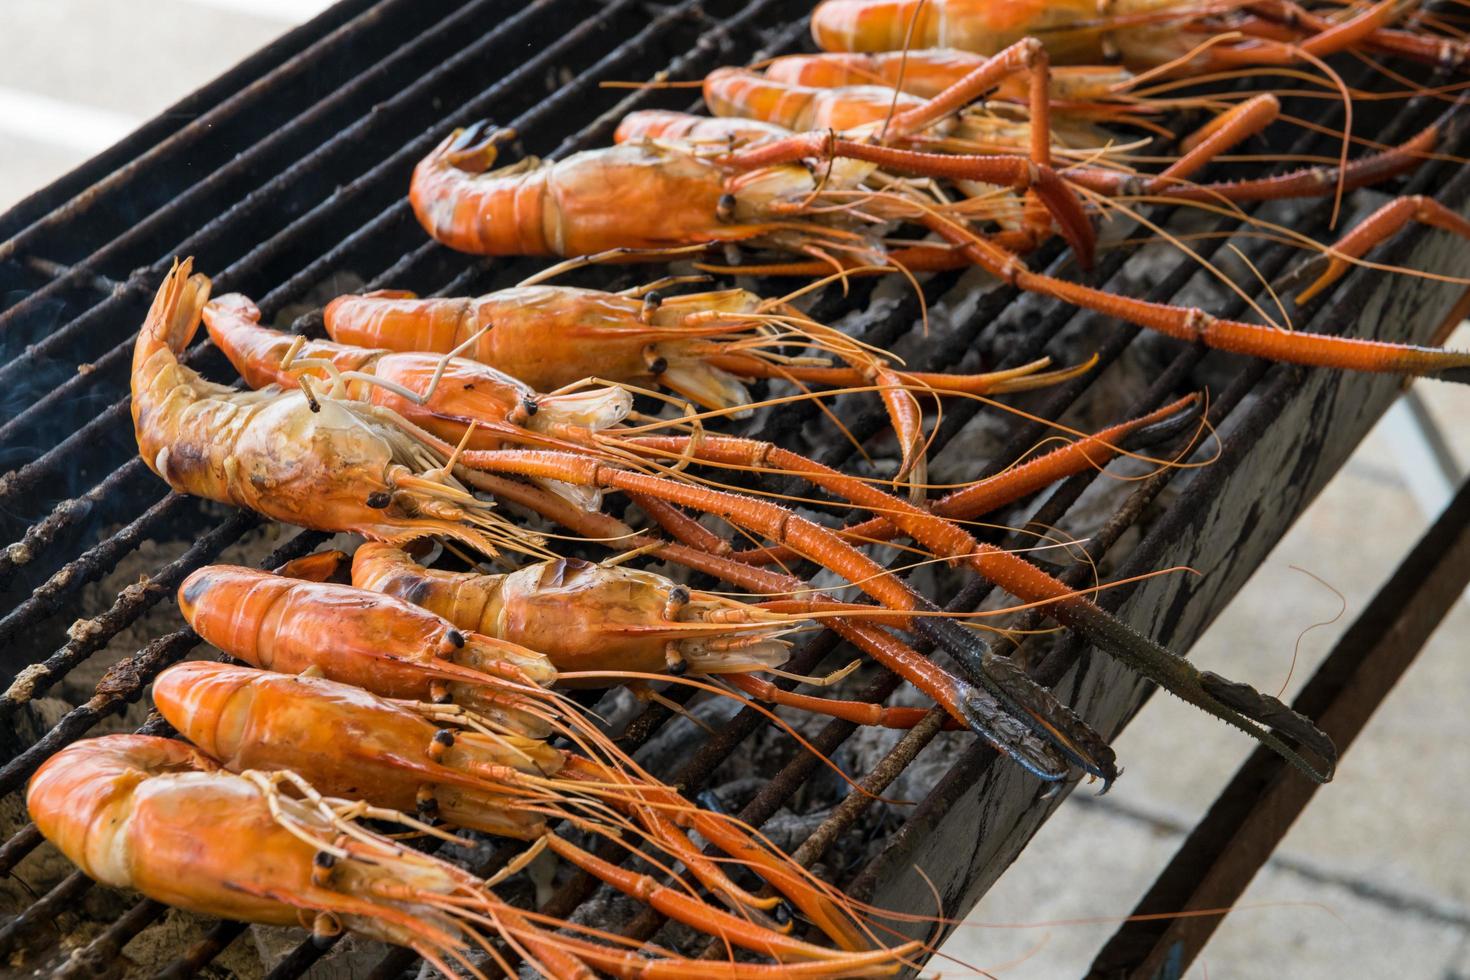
1249,0,1470,69
1067,93,1281,197
622,433,1336,783
734,393,1203,566
1072,101,1465,205
1293,195,1470,303
1199,0,1411,71
557,754,877,952
718,133,1097,267
454,467,1098,782
917,212,1470,381
724,673,959,730
537,476,1109,782
881,37,1055,166
542,833,866,962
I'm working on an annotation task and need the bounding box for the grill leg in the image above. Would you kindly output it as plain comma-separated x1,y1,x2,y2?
1085,473,1470,979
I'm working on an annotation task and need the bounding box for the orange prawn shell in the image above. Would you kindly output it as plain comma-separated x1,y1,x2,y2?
763,51,1134,105
325,285,757,394
204,295,535,451
354,546,687,677
704,66,931,133
27,735,325,927
613,110,793,148
764,50,985,98
411,137,743,256
811,0,1104,56
154,662,560,838
810,0,1211,68
178,565,546,700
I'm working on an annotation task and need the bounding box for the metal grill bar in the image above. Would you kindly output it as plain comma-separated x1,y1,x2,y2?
0,0,448,304
0,0,674,459
0,0,788,657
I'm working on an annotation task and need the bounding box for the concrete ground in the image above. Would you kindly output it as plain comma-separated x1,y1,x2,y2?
944,373,1470,979
3,3,1469,977
0,0,334,211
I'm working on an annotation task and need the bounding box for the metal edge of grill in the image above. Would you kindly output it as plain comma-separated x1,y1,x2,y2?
0,1,1466,976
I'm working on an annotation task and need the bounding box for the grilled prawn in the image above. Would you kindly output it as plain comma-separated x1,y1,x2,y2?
408,118,1095,264
347,544,792,678
696,64,1130,160
321,284,1078,421
809,0,1435,74
132,260,521,556
26,735,552,978
176,564,560,736
155,661,902,956
32,735,914,977
316,282,1088,493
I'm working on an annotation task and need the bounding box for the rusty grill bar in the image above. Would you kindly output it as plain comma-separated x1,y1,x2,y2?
1,0,1467,976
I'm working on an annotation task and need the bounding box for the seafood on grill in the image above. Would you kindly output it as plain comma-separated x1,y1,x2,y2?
163,264,1335,784
756,49,1136,108
171,567,916,950
131,259,528,557
29,735,920,976
408,116,1096,265
154,660,908,955
690,60,1144,160
24,735,560,978
294,543,795,679
628,85,1470,379
205,301,1334,783
212,283,1088,499
176,564,563,736
288,542,947,730
664,28,1470,332
808,0,1446,74
171,267,1100,779
413,43,1470,383
442,423,1337,784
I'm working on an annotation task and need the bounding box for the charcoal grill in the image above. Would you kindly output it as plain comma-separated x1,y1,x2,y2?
2,1,1470,976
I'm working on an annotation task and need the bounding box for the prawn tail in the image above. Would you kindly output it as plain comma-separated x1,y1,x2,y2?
139,257,211,362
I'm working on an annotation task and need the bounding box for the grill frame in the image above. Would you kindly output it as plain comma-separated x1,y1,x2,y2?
0,1,1467,976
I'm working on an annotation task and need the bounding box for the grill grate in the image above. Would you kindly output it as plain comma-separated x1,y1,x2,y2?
1,1,1468,976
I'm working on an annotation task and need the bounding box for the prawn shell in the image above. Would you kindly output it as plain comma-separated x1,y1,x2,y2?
27,736,313,926
154,662,558,839
28,735,480,951
177,566,558,697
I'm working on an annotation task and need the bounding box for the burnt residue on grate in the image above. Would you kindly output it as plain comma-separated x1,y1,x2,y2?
2,1,1470,977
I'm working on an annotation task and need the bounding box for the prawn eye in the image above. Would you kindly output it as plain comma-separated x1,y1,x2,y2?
365,491,392,509
522,396,538,417
640,291,662,324
429,729,456,762
716,193,737,223
445,628,466,649
416,795,440,819
311,850,336,887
